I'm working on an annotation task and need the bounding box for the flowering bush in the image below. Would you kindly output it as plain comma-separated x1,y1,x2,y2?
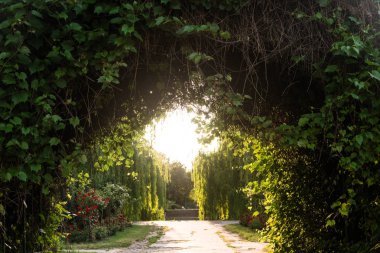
64,187,131,242
74,190,109,229
98,183,129,217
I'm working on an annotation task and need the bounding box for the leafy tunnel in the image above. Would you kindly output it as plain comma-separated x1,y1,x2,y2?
0,0,379,252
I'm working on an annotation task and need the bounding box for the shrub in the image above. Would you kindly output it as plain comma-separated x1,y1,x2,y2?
94,226,109,240
68,229,90,243
98,184,130,217
239,212,264,230
239,213,253,227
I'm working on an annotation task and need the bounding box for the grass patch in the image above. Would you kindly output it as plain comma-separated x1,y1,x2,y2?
59,251,97,253
216,230,236,249
147,226,166,245
223,224,262,242
65,225,153,250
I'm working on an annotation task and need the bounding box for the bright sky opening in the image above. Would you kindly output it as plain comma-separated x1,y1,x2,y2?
144,108,218,170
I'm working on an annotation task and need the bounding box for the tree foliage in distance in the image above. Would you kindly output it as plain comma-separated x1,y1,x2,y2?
166,162,194,208
75,127,170,221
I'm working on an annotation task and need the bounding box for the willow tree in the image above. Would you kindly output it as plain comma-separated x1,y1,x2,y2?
73,121,169,221
193,134,251,220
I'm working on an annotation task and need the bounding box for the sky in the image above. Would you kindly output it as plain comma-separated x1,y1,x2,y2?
144,108,218,170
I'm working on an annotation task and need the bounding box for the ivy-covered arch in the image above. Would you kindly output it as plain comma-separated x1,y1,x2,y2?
1,0,379,252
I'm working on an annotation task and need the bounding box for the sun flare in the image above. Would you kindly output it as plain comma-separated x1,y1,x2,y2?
144,109,218,170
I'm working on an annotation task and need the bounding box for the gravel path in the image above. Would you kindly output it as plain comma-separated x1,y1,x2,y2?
72,220,268,253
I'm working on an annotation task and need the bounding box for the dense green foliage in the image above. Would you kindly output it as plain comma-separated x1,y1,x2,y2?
264,9,380,251
0,0,165,250
75,132,169,220
192,135,251,220
0,0,224,250
166,162,194,209
195,4,380,252
63,122,169,242
190,1,380,252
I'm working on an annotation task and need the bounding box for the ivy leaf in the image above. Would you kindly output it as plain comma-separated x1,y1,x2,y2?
220,31,231,40
110,17,123,24
318,0,331,7
42,187,50,195
298,117,309,127
18,171,28,182
109,6,120,14
0,123,13,133
331,201,341,209
177,25,195,35
15,72,27,81
2,74,15,84
0,19,12,30
51,115,62,123
155,16,166,26
325,65,338,73
208,23,219,35
326,219,336,227
121,24,134,35
79,154,87,164
30,164,41,172
4,173,12,181
94,6,104,14
19,141,29,150
10,117,22,125
339,203,349,216
355,134,363,146
133,31,143,41
49,137,60,146
19,46,30,55
369,70,380,81
12,92,29,105
67,22,82,31
31,10,43,18
69,117,80,127
350,93,360,100
314,12,323,20
367,177,375,187
0,52,10,60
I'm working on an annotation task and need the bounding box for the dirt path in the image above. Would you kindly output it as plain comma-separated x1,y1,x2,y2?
132,220,268,253
73,220,268,253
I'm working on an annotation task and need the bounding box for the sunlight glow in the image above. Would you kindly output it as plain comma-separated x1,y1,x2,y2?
144,109,218,170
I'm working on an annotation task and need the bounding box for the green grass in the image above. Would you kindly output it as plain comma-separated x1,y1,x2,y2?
60,251,97,253
223,224,262,242
147,226,166,245
65,225,154,250
216,230,236,248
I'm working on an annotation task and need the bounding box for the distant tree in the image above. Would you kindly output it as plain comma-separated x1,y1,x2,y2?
167,162,195,208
